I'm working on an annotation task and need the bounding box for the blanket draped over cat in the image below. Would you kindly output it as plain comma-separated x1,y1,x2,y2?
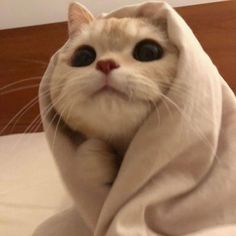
35,1,236,236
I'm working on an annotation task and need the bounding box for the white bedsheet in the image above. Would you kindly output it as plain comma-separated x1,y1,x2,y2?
0,132,71,236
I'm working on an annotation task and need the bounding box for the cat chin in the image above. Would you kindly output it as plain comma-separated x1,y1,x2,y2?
60,95,151,144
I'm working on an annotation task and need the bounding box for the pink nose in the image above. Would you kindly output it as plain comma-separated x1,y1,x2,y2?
96,59,120,75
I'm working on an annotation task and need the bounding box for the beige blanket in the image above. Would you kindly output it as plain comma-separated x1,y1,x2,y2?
34,1,236,235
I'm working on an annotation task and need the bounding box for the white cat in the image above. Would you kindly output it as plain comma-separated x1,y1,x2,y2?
49,2,178,230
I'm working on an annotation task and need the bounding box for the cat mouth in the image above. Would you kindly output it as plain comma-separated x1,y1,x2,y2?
92,85,129,100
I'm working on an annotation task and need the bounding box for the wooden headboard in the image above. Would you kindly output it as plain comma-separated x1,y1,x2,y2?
0,1,235,135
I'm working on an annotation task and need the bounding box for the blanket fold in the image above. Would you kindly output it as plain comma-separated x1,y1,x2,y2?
36,1,236,236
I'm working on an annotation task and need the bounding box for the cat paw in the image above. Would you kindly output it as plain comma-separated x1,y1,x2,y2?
76,139,119,186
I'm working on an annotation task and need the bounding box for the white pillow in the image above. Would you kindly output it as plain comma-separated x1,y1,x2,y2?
0,132,71,236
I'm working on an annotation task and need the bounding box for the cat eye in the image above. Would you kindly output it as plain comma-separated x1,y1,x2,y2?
133,39,163,62
71,45,96,67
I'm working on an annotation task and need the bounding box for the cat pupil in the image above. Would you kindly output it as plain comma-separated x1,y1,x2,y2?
140,46,155,60
133,39,163,62
71,45,96,67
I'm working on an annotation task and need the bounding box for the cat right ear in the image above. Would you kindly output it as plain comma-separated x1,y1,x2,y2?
68,2,94,37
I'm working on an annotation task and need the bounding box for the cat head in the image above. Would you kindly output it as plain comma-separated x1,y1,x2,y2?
50,2,178,143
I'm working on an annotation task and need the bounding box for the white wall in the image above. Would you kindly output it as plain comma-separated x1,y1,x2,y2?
0,0,225,30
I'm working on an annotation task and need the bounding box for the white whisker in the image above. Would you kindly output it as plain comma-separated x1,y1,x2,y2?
0,84,39,96
0,76,41,91
52,105,66,152
159,93,215,152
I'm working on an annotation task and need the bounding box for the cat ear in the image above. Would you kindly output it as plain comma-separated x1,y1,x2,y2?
151,18,167,32
68,2,94,36
137,3,168,31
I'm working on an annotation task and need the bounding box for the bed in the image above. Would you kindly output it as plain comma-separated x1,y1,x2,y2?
0,1,235,235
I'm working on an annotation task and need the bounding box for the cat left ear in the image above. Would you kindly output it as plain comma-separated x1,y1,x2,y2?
68,2,94,37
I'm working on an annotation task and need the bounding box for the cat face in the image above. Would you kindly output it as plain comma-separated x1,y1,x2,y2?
50,3,178,143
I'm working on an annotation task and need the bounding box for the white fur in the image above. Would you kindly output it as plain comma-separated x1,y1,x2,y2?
50,17,178,151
